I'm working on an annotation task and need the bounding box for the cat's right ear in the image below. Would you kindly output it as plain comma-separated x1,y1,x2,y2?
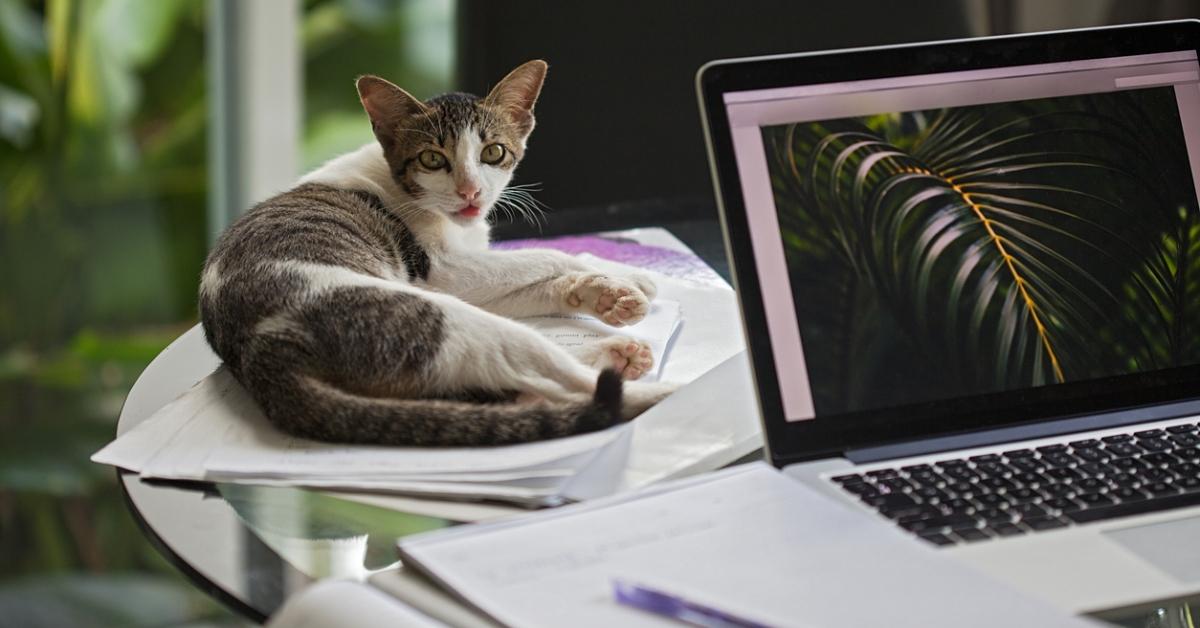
356,75,428,149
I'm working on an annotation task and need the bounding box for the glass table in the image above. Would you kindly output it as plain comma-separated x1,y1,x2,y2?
115,213,1198,626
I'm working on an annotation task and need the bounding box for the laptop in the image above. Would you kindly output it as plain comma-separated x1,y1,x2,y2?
698,20,1200,614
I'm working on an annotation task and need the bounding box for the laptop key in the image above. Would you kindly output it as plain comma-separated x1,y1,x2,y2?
975,508,1013,524
880,504,937,520
918,532,957,547
1135,429,1166,440
1040,484,1075,498
1003,449,1035,459
975,462,1006,476
1109,473,1139,487
877,478,913,493
1141,452,1179,468
1012,503,1049,520
1110,487,1148,502
1176,462,1200,476
913,486,942,500
866,469,900,479
980,477,1017,492
969,454,1001,463
1012,472,1046,487
1023,517,1068,531
1007,488,1040,504
832,473,864,484
946,482,976,496
1105,443,1142,458
1109,457,1147,470
1069,439,1101,449
956,529,990,542
943,467,977,481
1008,458,1045,473
908,471,942,485
1140,468,1172,483
1179,477,1200,492
896,506,944,522
942,498,975,513
1167,424,1197,434
843,483,877,495
1042,497,1083,513
1176,447,1200,461
901,514,977,533
866,493,918,509
987,522,1025,537
1077,492,1116,507
974,493,1008,508
1073,448,1106,463
1066,490,1200,524
1042,453,1077,468
1072,463,1103,478
1102,434,1133,444
1144,482,1180,497
1140,438,1172,453
1171,433,1200,447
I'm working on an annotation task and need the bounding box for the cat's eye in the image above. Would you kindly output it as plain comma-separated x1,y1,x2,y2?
480,143,506,165
418,150,447,169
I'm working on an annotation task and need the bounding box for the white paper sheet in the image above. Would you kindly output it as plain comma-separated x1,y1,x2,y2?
266,580,447,628
519,300,681,381
400,464,1102,628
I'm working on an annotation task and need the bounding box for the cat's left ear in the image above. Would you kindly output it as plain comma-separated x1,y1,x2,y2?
357,75,429,150
485,60,548,136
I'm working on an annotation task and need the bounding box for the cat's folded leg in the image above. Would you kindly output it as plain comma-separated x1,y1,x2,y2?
425,249,657,326
567,336,654,380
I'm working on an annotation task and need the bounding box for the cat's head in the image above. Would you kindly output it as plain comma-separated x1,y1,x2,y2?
356,60,546,224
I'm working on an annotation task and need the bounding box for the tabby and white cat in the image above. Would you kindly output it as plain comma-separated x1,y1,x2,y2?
199,60,675,446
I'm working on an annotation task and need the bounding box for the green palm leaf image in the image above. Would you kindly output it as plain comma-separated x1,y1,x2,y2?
764,88,1200,414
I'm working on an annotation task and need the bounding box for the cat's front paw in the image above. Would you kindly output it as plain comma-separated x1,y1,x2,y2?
565,273,652,327
590,336,653,380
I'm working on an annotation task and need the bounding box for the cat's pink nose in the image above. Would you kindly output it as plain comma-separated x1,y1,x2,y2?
457,185,480,203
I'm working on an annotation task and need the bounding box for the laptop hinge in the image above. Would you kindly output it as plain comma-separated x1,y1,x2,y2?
844,398,1200,465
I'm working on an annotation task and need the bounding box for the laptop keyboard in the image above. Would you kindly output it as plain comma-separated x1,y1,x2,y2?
830,422,1200,546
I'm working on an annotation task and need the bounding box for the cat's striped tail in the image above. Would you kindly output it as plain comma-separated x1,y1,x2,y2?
238,366,626,447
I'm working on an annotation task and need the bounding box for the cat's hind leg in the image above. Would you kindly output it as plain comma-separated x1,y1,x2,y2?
568,336,653,380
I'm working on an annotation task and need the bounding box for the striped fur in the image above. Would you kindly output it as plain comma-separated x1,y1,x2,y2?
199,61,675,447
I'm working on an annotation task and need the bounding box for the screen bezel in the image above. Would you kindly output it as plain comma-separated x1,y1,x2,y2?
698,20,1200,467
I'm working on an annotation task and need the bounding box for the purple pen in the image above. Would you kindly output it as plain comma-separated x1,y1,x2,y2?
612,579,775,628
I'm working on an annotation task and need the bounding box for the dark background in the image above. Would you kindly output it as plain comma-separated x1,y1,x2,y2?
456,0,1200,235
458,0,969,226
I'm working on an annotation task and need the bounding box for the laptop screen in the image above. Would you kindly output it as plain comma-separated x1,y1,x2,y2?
721,49,1200,425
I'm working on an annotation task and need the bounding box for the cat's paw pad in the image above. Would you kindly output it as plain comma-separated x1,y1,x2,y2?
567,274,651,327
591,336,653,380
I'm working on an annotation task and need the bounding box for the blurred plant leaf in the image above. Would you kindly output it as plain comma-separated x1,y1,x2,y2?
0,574,226,628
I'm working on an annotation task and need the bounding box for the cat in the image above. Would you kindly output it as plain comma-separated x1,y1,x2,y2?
198,60,676,447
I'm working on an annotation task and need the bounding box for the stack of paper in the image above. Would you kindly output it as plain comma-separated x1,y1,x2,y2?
94,367,633,505
92,235,757,505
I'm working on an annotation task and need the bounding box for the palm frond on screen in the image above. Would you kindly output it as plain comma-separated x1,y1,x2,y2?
766,90,1200,410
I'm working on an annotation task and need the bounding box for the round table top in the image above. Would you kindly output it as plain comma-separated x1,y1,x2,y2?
115,219,1197,627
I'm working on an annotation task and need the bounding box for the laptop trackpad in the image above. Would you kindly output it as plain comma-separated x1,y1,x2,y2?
1105,515,1200,582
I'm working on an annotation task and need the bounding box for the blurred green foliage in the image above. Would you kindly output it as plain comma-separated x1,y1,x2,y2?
0,0,453,624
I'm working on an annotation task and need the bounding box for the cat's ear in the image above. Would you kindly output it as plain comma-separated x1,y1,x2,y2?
484,60,547,135
357,75,428,148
